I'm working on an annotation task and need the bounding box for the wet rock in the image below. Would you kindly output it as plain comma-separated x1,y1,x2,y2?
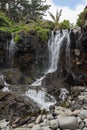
0,119,9,128
0,75,4,89
1,68,25,84
0,91,40,121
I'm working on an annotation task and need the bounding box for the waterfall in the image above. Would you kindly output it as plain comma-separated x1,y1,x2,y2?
0,74,10,92
25,88,56,110
9,34,15,67
30,30,68,86
47,31,65,73
66,33,71,71
25,29,70,109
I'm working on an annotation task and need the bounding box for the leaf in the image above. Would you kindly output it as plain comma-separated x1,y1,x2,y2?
48,11,55,22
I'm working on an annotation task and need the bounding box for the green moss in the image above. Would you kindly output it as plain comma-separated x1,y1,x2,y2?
14,33,21,43
27,77,33,84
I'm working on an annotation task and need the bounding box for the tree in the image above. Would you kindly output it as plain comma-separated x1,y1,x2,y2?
0,0,50,22
27,0,50,22
48,9,62,30
59,20,71,29
77,6,87,26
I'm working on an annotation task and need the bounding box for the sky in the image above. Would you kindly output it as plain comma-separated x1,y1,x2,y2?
44,0,87,24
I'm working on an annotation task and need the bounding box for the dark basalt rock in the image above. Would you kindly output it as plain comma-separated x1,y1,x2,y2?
76,25,87,52
13,31,49,77
0,31,12,68
0,91,40,121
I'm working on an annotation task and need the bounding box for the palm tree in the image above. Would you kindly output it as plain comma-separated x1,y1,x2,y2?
48,9,62,30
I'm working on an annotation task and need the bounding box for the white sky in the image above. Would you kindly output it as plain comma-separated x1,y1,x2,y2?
43,0,87,24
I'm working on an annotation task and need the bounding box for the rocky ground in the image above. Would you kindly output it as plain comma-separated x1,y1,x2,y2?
0,86,87,130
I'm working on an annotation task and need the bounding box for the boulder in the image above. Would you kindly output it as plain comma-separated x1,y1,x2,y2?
1,68,25,84
0,91,40,121
58,116,79,130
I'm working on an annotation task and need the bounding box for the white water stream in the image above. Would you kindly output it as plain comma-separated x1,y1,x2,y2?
26,29,70,109
9,34,15,67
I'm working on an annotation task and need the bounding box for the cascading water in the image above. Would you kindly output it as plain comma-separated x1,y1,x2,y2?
25,88,56,109
9,34,15,67
30,30,66,86
65,31,71,71
25,29,70,109
47,31,65,73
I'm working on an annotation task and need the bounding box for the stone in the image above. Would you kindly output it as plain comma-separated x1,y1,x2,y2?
49,119,58,129
0,74,4,89
31,124,41,130
14,128,30,130
41,126,52,130
71,110,80,116
5,126,13,130
0,119,9,128
83,118,87,126
43,119,50,125
79,110,87,119
47,114,54,120
79,122,85,129
40,122,48,127
58,116,79,130
28,123,35,128
82,128,87,130
35,115,42,124
42,115,46,121
0,91,39,121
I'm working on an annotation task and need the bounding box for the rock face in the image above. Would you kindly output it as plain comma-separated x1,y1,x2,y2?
13,31,49,77
0,31,49,78
0,31,11,68
0,91,40,121
71,26,87,85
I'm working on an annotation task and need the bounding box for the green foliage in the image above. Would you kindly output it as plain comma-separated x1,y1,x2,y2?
0,11,12,27
77,6,87,26
48,9,62,30
14,33,20,43
59,20,71,29
0,11,50,43
42,20,54,30
36,26,49,42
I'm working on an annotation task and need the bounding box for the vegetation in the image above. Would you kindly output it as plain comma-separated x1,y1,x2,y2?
77,6,87,26
48,9,62,30
0,0,50,22
59,20,71,29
